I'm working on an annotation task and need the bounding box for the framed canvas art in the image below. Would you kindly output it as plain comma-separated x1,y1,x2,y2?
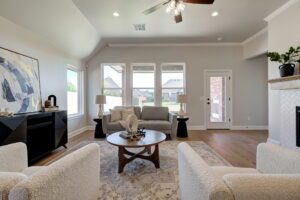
0,47,42,113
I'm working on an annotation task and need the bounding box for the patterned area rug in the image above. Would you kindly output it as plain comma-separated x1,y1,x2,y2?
72,141,230,200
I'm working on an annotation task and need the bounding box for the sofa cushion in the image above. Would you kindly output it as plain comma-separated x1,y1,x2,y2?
211,167,259,179
138,120,171,130
107,122,124,132
22,166,46,177
109,109,122,122
141,106,169,121
115,106,141,119
0,172,27,200
121,108,135,120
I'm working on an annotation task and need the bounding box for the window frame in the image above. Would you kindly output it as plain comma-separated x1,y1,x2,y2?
131,63,157,107
67,65,84,119
100,63,126,110
161,62,186,112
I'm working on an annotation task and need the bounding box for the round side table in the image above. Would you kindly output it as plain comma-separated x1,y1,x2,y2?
177,117,189,138
93,118,106,138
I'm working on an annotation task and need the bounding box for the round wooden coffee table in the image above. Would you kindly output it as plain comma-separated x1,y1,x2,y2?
107,130,166,173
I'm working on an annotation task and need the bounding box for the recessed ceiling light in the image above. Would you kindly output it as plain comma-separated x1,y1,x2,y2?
211,11,219,17
113,12,120,17
217,37,223,41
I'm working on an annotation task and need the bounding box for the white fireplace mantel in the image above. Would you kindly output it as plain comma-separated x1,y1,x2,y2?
269,75,300,90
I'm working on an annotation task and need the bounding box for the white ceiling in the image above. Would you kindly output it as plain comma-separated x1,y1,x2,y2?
72,0,287,44
0,0,288,60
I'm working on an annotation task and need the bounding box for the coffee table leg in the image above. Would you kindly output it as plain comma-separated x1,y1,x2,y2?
118,146,126,173
146,146,151,154
152,144,160,168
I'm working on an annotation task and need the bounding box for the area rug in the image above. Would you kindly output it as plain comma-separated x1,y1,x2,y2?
71,141,230,200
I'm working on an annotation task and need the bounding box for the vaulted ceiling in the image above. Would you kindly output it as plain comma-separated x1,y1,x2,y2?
0,0,288,60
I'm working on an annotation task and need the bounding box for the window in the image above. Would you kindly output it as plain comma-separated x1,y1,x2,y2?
132,64,155,107
67,67,83,116
101,64,125,111
161,63,185,112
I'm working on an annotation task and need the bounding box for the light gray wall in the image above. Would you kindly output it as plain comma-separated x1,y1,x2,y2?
0,16,87,135
87,45,268,128
267,1,300,143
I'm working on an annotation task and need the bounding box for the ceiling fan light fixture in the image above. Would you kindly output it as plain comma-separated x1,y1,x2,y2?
211,11,219,17
178,1,185,11
166,5,172,14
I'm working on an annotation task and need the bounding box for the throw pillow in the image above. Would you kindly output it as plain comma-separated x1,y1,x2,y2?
122,108,135,121
110,109,122,122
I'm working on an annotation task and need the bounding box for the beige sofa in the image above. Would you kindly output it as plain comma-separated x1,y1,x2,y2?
102,106,177,139
178,142,300,200
0,142,100,200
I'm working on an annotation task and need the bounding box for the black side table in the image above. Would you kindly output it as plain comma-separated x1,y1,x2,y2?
93,118,106,138
177,117,189,138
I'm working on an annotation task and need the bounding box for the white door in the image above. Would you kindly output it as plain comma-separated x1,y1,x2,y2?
205,70,231,129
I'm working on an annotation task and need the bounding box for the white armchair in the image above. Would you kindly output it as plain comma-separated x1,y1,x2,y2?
0,142,100,200
178,142,300,200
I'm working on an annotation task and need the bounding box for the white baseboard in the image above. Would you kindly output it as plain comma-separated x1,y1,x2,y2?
68,126,94,139
188,126,206,130
230,126,268,130
267,138,281,145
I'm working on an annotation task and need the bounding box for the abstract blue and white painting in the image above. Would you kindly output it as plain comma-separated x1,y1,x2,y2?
0,47,42,113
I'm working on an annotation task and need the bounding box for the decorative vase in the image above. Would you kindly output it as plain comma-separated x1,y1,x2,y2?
125,114,138,134
279,63,295,77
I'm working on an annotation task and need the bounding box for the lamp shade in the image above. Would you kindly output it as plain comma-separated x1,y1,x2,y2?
177,94,187,103
95,95,106,104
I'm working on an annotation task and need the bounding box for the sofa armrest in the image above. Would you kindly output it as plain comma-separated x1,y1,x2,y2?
0,172,27,200
169,112,177,135
178,142,234,200
223,174,300,200
0,143,28,172
257,143,300,174
102,113,111,134
9,143,100,200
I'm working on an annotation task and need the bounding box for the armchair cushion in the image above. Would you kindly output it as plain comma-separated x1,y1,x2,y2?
223,174,300,200
0,143,27,172
257,143,300,174
0,172,27,200
22,167,45,177
141,106,169,121
211,167,258,178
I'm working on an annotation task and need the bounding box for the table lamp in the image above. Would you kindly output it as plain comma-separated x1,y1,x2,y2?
95,95,106,118
177,94,187,117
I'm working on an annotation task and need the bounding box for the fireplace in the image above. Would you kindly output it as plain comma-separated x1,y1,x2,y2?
296,107,300,147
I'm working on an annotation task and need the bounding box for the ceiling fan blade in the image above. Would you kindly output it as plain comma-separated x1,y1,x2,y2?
143,1,170,15
183,0,214,4
174,12,183,23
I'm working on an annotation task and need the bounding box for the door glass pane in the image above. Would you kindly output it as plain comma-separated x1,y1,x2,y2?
103,89,123,111
210,77,226,122
132,89,154,107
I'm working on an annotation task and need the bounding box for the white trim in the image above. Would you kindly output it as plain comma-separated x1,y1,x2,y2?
264,0,300,22
267,137,281,145
188,126,206,130
242,27,268,45
108,43,241,48
68,126,91,139
231,126,268,130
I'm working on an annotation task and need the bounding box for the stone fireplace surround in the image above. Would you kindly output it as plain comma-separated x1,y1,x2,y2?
269,75,300,151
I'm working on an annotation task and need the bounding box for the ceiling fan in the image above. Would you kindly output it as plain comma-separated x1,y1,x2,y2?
143,0,214,23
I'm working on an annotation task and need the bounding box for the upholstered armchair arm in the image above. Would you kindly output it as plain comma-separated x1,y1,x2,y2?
9,143,100,200
256,143,300,174
0,143,28,172
178,142,234,200
169,112,177,136
102,113,111,134
223,174,300,200
0,172,27,200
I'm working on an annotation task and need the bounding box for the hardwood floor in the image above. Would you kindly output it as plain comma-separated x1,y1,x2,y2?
34,130,268,168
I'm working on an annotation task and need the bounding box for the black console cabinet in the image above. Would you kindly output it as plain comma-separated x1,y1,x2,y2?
0,111,67,164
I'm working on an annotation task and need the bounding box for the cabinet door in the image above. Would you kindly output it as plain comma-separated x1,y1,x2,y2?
54,111,68,148
0,116,27,146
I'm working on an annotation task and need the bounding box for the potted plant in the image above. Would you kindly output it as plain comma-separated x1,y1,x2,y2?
267,46,300,77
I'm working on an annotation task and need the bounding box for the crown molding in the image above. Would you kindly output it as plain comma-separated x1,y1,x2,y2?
242,27,268,45
108,42,241,47
264,0,299,22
